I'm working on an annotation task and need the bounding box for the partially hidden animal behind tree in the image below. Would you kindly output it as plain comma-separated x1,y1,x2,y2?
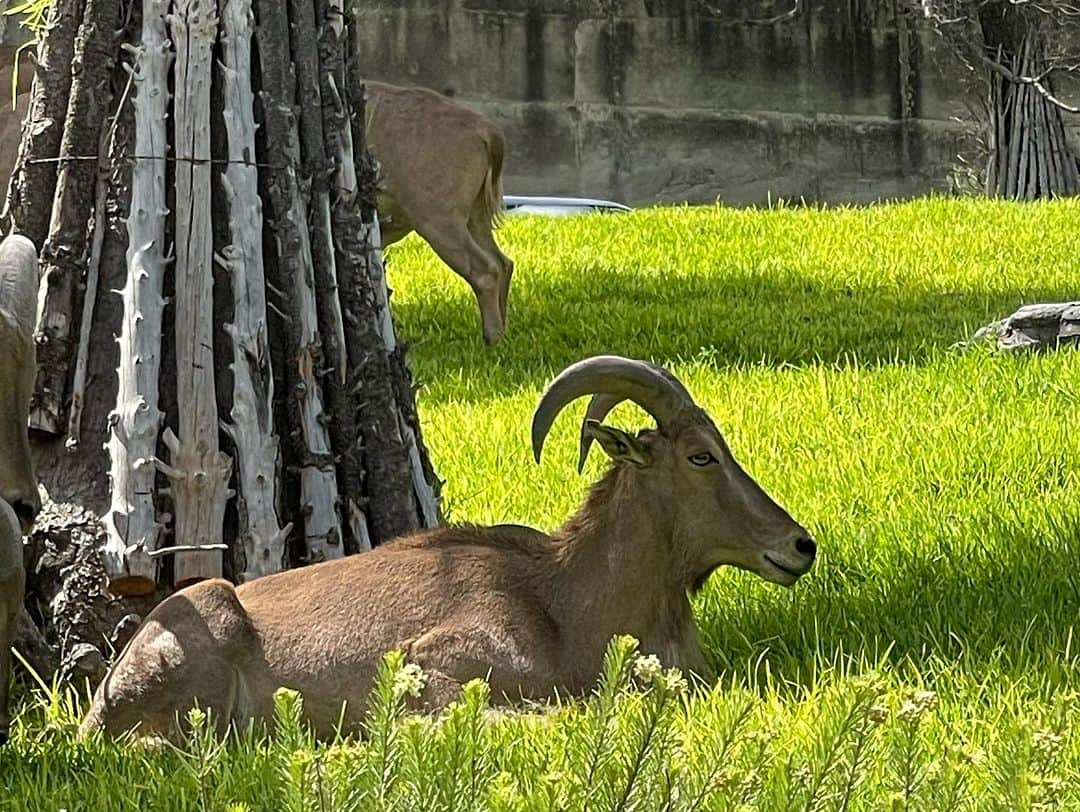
365,81,514,344
0,233,42,745
79,356,816,743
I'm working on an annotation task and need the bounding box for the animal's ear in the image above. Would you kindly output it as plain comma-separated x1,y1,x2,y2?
582,420,650,467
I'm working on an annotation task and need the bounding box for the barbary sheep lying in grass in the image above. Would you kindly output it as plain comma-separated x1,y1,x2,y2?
0,234,42,745
80,355,815,742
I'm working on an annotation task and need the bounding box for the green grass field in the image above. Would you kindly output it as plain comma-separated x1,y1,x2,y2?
4,198,1080,810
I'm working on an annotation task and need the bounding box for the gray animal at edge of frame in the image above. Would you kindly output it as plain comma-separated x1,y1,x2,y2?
0,233,43,746
79,355,817,744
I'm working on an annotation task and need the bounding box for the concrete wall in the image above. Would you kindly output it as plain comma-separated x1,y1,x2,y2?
352,0,975,205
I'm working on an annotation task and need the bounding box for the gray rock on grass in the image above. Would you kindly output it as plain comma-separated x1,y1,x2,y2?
973,301,1080,351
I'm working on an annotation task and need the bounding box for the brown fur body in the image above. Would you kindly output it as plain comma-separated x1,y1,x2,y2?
80,359,815,743
365,81,514,343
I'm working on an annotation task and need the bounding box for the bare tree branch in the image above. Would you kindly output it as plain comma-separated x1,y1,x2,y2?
980,52,1080,111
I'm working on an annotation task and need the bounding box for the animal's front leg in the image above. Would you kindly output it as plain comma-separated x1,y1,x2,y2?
404,626,538,710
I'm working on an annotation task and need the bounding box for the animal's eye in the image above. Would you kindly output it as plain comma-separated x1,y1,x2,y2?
688,452,717,467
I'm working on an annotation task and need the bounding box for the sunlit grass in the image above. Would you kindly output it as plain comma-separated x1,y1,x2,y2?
4,198,1080,809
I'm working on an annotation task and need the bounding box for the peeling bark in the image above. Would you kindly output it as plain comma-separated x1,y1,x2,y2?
343,75,441,537
167,0,231,587
3,0,84,248
29,0,123,436
389,342,442,527
293,0,369,553
218,0,290,581
317,0,355,205
68,76,129,449
102,0,172,596
255,0,343,564
370,219,441,529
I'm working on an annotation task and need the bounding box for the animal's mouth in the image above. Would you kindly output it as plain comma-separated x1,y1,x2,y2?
763,554,801,577
762,553,809,586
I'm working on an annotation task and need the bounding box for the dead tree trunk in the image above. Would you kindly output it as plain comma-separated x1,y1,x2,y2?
30,0,122,435
11,0,441,660
290,0,369,553
254,0,343,565
165,0,231,587
102,0,172,596
3,0,83,247
218,0,290,581
980,18,1080,199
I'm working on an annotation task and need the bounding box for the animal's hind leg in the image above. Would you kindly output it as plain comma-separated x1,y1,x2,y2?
415,218,506,344
80,580,255,742
468,218,514,330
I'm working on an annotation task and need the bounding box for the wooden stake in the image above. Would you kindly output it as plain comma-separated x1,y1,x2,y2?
68,76,129,448
30,0,123,435
255,0,343,564
2,0,84,247
103,0,172,595
218,0,290,581
167,0,232,587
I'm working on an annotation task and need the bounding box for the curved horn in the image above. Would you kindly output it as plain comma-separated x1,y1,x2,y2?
575,365,697,471
532,356,693,464
577,393,620,472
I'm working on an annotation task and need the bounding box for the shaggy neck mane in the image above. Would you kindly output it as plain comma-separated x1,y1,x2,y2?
549,463,685,674
553,466,636,549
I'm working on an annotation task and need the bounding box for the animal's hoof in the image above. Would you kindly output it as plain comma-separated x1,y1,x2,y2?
482,327,505,345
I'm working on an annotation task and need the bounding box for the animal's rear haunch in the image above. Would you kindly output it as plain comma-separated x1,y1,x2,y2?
0,233,42,746
364,81,514,345
81,356,816,743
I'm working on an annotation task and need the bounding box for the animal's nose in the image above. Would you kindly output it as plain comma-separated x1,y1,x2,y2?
794,536,817,559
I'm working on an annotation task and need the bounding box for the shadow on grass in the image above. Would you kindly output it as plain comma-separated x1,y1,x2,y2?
394,267,1072,402
699,515,1080,688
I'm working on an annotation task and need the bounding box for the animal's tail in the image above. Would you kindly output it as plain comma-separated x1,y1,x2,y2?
479,127,506,230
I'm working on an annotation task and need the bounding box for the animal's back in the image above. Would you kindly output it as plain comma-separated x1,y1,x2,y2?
239,529,554,663
83,527,561,741
364,81,501,147
362,80,505,240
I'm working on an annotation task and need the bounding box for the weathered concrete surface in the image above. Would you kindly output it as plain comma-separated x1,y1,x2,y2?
352,0,978,205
